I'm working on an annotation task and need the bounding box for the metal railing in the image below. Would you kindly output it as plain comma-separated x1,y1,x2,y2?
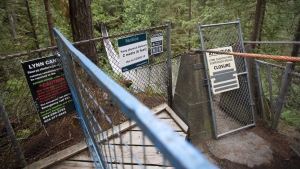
255,60,300,129
0,24,183,168
54,28,217,168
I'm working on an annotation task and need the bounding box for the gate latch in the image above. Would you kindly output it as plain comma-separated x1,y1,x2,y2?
203,79,208,86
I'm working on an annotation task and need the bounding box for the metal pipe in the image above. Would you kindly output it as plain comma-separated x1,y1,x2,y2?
198,22,218,139
267,64,274,121
217,124,255,138
200,21,240,28
0,98,27,168
166,20,173,107
237,18,256,125
272,62,293,130
255,61,268,122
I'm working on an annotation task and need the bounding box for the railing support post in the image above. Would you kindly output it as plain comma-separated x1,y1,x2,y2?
272,62,293,129
0,97,27,168
255,60,268,122
166,20,173,107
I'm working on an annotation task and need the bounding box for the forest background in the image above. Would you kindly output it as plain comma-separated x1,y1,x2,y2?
1,0,300,131
1,0,300,58
1,0,300,168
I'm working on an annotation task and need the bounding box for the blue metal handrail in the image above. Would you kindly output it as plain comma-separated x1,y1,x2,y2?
54,28,218,169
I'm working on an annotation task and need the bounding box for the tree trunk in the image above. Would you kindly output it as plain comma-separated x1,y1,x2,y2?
25,0,41,57
58,0,70,20
5,0,19,44
291,17,300,70
251,0,264,49
44,0,56,46
257,0,266,49
69,0,98,65
291,18,300,57
249,0,266,120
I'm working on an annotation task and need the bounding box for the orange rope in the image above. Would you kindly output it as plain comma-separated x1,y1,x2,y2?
229,52,300,62
202,50,300,62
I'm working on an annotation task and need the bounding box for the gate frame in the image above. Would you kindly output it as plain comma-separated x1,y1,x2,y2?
198,19,256,139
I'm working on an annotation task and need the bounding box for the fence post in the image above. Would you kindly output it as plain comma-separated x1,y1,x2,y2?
272,62,293,129
166,20,173,107
255,61,268,123
0,97,27,168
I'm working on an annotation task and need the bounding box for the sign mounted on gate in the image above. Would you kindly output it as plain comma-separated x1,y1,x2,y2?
205,46,239,94
150,32,163,56
118,33,149,72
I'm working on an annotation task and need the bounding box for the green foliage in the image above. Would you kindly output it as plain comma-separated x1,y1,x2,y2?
281,109,300,128
1,0,300,133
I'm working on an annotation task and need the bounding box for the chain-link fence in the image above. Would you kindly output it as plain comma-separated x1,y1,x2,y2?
198,20,255,138
99,25,170,108
0,47,89,169
54,27,217,169
286,71,300,127
0,23,183,168
255,60,285,124
256,60,300,130
245,42,300,130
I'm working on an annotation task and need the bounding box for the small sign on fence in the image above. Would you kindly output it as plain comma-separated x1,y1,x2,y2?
205,46,239,94
21,55,75,124
150,32,163,56
118,33,149,72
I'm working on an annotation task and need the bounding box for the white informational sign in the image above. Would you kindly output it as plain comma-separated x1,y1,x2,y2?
150,32,163,56
205,46,239,94
118,33,149,72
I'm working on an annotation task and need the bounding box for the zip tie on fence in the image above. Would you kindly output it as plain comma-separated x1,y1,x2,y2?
199,50,300,62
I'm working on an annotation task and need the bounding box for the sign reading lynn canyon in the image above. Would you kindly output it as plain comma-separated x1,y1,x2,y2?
22,55,75,124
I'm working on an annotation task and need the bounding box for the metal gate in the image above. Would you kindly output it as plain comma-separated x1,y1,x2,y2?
198,19,255,139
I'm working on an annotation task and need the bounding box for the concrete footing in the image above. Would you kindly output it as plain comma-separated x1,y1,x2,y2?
172,51,214,144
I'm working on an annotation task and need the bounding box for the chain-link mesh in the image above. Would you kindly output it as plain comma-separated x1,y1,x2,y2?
55,27,216,169
198,21,255,138
0,48,86,168
170,51,187,96
256,60,300,128
99,25,169,108
285,72,300,127
255,60,285,124
0,25,171,167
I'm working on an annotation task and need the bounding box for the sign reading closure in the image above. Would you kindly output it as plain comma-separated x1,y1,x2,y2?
205,46,239,94
118,33,149,72
22,56,75,124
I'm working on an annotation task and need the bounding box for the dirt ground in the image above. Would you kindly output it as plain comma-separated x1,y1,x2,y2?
1,101,299,169
0,93,165,169
204,119,300,169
